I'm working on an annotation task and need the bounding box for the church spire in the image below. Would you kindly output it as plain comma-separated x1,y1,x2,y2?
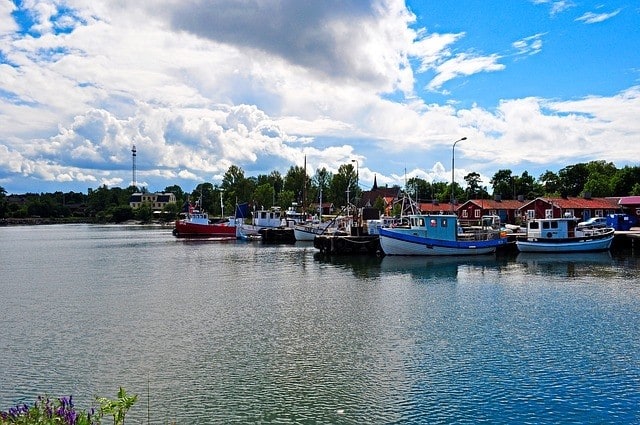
372,174,378,190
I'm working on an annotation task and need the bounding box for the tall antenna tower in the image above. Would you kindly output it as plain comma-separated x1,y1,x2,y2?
131,145,137,188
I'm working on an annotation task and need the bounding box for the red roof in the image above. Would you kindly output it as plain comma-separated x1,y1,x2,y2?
520,197,619,210
462,199,527,210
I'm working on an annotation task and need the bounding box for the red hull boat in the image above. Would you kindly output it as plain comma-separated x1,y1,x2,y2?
172,209,236,238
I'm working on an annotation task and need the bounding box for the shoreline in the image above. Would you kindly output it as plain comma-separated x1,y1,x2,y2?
0,217,172,226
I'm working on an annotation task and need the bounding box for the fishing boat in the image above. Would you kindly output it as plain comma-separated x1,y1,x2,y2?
293,218,334,241
378,213,507,256
515,215,615,253
172,206,236,238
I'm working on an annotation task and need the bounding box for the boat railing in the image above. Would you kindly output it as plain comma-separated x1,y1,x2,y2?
458,227,503,241
577,226,614,237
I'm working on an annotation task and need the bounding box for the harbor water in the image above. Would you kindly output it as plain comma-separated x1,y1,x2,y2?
1,224,639,423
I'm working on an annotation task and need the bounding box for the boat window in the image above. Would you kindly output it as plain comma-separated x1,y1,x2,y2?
430,219,437,227
551,222,558,229
418,218,425,227
542,222,550,229
442,219,448,227
529,222,539,230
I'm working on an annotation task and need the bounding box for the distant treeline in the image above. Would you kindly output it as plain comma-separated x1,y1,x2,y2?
1,161,639,222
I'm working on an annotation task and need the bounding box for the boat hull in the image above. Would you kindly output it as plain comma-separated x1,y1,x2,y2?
293,224,331,241
515,232,614,253
173,220,236,237
379,227,506,256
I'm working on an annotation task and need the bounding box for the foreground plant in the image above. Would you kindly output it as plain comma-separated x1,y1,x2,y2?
0,388,137,425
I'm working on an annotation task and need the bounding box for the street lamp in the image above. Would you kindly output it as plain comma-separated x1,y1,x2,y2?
451,137,467,211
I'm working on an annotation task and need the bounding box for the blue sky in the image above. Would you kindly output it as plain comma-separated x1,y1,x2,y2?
0,0,638,195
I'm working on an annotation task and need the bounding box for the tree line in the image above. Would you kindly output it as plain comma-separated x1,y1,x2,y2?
1,160,638,222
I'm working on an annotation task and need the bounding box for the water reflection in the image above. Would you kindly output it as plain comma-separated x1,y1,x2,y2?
313,252,383,279
516,251,615,278
379,255,505,280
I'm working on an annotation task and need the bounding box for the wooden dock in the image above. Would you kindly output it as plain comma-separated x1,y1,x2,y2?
259,227,296,243
314,234,380,255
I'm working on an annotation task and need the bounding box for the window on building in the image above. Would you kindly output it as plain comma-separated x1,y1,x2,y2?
462,210,468,218
545,209,553,218
474,209,481,218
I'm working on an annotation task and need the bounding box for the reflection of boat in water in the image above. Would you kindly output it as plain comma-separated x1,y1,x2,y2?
516,251,614,276
516,251,613,266
380,255,502,279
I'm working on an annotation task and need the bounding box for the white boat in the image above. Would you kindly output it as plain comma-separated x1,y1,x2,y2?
515,216,615,253
379,213,508,256
293,219,334,241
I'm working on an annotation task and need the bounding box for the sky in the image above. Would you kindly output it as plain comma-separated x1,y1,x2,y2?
0,0,639,195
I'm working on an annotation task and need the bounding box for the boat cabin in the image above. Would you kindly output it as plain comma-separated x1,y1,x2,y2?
406,214,458,240
252,207,284,228
526,217,576,239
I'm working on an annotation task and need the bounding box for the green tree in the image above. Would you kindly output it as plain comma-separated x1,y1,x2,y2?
490,169,514,200
253,183,275,210
328,163,357,207
111,205,134,223
558,163,589,197
539,170,561,196
161,202,180,222
0,185,6,218
464,172,488,200
191,182,217,213
373,196,386,214
134,203,153,222
277,189,296,208
611,166,640,196
283,165,311,207
164,184,185,205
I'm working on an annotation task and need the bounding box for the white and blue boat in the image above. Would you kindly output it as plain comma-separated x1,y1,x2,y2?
516,216,614,253
379,213,508,256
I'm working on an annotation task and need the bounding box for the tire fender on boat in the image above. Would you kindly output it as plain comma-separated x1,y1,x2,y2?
172,228,179,237
546,232,552,238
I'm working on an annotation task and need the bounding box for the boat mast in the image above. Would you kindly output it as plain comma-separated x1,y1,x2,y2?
303,155,307,214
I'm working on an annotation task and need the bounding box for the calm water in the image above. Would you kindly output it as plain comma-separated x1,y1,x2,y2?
1,224,640,424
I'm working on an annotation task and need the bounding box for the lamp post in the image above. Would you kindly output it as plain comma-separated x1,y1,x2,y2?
451,137,467,211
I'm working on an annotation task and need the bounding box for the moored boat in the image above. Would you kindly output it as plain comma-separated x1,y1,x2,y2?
379,213,507,256
293,219,334,241
515,216,614,253
172,207,236,238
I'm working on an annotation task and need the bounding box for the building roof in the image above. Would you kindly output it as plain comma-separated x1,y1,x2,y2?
519,197,619,210
461,199,528,210
618,196,640,206
359,187,401,207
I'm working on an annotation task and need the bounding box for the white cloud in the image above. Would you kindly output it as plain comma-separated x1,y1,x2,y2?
0,0,638,194
427,53,505,91
576,9,621,24
0,0,18,34
531,0,575,16
513,33,545,56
